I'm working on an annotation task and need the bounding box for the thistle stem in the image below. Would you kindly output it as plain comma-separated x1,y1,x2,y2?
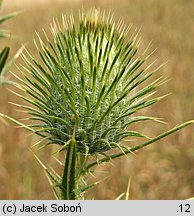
61,125,77,200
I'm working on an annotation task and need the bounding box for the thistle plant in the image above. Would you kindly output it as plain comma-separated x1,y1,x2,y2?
1,8,193,199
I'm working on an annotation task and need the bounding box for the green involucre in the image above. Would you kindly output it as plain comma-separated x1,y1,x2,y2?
18,9,164,154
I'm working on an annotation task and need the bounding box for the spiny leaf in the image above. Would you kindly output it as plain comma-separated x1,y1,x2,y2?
0,47,10,74
87,121,194,169
0,11,20,25
3,49,23,77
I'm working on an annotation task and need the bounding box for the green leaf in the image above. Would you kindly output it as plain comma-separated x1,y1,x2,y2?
1,46,23,77
0,47,10,74
0,29,9,38
0,11,19,25
87,120,194,169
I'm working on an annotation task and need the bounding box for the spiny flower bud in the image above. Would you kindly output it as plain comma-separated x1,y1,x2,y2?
18,9,163,155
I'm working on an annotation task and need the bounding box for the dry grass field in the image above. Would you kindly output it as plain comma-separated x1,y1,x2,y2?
0,0,194,199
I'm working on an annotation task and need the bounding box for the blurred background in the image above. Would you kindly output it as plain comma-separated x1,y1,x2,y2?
0,0,194,199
